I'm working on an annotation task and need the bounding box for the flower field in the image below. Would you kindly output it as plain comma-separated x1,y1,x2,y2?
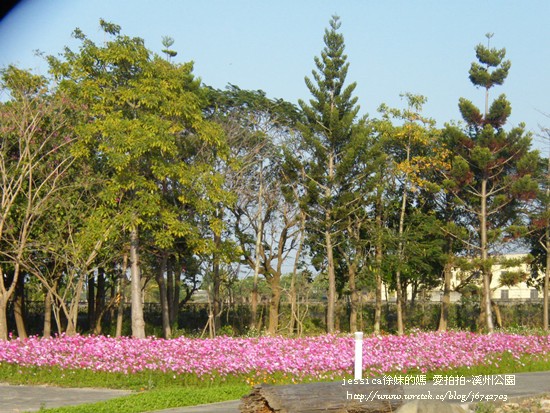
0,331,549,382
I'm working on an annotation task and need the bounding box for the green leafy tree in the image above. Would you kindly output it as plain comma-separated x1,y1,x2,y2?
48,20,226,338
331,116,387,332
297,15,361,333
377,94,447,334
442,35,540,332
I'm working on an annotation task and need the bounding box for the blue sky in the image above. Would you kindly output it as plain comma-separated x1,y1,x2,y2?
1,0,549,149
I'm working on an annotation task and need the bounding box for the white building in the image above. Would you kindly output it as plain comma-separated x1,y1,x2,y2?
394,254,542,303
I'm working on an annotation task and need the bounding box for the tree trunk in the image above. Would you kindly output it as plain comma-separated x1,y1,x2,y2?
395,193,407,336
93,268,106,334
409,280,417,311
167,257,176,328
480,179,494,332
49,293,63,335
87,273,95,331
13,274,27,339
250,223,263,330
0,295,9,340
256,304,264,332
267,273,281,335
64,269,88,336
157,251,171,339
374,269,382,334
115,253,128,338
130,228,146,338
289,212,306,335
289,274,297,335
210,201,224,333
173,264,181,329
213,227,222,332
334,297,342,332
43,287,53,338
349,262,358,332
250,168,265,332
491,300,503,328
65,307,78,336
51,294,64,335
374,190,384,335
438,260,453,331
326,228,336,333
394,136,414,337
325,150,337,334
0,264,23,339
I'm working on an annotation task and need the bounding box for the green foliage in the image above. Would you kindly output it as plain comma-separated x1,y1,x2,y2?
469,39,511,90
458,98,484,126
442,37,540,317
2,17,550,339
161,36,177,59
35,385,250,413
527,162,550,289
474,402,497,413
50,19,226,241
374,95,448,331
295,15,369,332
499,270,528,287
296,15,367,268
486,94,512,128
47,20,230,280
298,15,359,153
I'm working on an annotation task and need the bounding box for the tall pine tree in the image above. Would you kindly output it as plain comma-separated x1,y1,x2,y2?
442,34,539,332
298,16,361,333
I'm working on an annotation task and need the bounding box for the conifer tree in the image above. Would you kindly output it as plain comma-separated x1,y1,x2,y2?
298,15,361,333
443,35,539,332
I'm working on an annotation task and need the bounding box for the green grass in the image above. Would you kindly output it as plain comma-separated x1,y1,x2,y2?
0,364,253,413
0,363,247,390
34,385,250,413
377,352,550,382
1,351,549,413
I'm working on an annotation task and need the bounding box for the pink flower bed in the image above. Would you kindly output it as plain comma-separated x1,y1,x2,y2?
0,331,548,379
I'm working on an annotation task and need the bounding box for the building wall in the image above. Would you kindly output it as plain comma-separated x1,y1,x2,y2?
389,254,541,303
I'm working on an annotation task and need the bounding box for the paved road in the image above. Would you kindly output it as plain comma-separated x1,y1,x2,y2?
0,384,131,412
1,371,550,412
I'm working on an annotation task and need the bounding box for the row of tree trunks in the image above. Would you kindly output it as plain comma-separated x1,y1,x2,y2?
13,241,194,341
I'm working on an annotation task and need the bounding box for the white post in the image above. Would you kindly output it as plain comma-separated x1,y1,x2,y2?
354,331,363,380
